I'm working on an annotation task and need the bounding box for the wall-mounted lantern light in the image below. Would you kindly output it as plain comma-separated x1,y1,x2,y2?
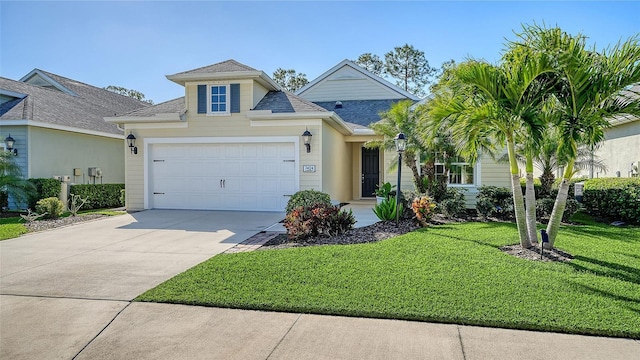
302,129,312,153
126,132,138,155
4,134,17,156
394,133,406,227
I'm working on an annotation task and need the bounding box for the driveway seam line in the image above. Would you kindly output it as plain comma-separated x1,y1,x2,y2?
0,293,131,302
265,313,302,360
72,300,133,360
457,325,468,360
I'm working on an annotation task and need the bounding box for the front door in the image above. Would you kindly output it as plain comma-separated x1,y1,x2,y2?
361,148,379,197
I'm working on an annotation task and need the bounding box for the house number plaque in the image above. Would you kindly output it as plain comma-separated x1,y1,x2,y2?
303,165,316,173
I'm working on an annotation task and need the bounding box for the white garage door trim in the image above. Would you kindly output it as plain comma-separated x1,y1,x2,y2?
143,136,299,210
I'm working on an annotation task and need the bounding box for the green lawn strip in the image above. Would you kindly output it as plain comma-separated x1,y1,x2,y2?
0,209,125,240
136,221,640,338
0,217,28,240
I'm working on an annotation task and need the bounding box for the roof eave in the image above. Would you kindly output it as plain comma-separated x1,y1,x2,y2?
105,113,184,124
246,110,353,135
166,71,281,90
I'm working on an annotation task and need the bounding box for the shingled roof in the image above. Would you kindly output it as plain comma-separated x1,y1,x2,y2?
1,70,149,135
170,60,258,76
313,99,406,128
253,91,328,113
121,97,185,117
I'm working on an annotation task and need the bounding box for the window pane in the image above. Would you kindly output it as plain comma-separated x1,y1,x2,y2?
219,86,226,94
211,86,219,95
219,95,226,103
211,95,219,103
211,104,219,112
219,104,226,112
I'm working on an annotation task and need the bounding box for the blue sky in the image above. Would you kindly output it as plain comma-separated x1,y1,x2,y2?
1,1,638,103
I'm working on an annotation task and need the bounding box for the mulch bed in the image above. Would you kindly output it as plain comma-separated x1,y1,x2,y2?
501,244,574,262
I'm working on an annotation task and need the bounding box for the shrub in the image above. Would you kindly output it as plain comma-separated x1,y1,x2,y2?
411,196,436,227
35,197,64,219
0,191,7,211
373,198,404,221
69,184,125,210
285,189,332,214
284,203,355,242
535,198,555,219
476,186,514,220
373,182,396,199
520,177,543,198
438,188,466,218
551,177,588,198
583,178,640,224
28,178,61,209
563,198,580,222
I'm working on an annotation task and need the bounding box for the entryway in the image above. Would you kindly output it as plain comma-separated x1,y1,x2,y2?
361,147,379,197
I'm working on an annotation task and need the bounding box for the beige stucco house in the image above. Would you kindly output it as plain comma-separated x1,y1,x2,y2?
107,59,511,212
0,69,149,186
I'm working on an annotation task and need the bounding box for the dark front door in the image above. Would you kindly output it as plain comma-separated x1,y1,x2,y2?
362,148,379,197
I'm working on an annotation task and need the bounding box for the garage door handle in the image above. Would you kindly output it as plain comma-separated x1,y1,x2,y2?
153,192,165,195
283,160,295,162
223,179,226,188
220,179,223,188
153,160,165,162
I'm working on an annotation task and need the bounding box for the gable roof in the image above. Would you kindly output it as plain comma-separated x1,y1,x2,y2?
1,70,150,136
253,91,328,113
166,59,281,90
296,59,421,101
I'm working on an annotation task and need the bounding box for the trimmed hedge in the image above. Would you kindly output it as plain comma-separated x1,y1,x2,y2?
28,178,61,209
583,178,640,224
0,191,7,211
69,184,125,210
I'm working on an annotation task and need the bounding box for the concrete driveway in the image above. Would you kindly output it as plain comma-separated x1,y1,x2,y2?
0,210,283,359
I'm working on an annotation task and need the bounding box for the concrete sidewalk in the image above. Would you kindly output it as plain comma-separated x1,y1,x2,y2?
69,303,639,359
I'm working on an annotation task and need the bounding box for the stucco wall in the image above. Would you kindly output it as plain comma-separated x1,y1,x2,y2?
574,121,640,178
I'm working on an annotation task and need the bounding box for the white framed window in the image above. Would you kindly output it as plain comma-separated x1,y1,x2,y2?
208,84,229,115
435,155,475,186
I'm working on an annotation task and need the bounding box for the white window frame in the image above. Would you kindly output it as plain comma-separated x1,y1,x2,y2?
207,82,230,116
435,155,476,187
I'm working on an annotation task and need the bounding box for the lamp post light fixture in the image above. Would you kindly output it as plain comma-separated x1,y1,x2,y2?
4,134,17,156
394,133,406,227
302,129,312,153
126,132,138,155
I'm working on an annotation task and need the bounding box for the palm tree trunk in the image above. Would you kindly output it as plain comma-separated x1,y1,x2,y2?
507,140,531,248
545,160,574,249
525,155,538,244
405,153,425,193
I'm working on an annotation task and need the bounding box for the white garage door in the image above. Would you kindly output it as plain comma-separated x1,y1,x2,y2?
149,142,296,211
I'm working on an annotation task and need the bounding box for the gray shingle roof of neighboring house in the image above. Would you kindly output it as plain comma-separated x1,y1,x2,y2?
0,70,149,135
171,59,258,76
253,91,329,113
122,97,185,116
313,99,406,129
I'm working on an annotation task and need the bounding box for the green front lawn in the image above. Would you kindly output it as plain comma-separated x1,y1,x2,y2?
0,217,28,240
137,218,640,338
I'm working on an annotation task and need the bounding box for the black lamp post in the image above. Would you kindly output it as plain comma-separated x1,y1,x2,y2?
4,134,17,156
394,133,406,227
126,132,138,155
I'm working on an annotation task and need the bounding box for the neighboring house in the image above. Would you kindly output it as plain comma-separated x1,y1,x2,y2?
0,69,150,189
107,59,511,212
573,85,640,179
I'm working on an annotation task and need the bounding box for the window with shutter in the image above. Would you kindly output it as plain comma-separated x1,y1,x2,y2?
196,83,240,115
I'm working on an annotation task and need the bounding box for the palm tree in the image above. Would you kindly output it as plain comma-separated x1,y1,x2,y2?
429,53,554,248
0,151,35,209
514,25,640,248
366,100,428,193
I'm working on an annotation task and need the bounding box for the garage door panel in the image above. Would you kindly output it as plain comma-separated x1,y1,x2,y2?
150,142,296,211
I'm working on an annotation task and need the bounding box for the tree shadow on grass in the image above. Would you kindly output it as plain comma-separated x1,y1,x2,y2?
568,281,640,304
568,255,640,285
562,224,640,243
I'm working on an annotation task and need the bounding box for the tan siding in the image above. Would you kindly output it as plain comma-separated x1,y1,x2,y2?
382,150,415,192
300,66,405,101
29,127,124,183
321,125,352,202
479,151,511,188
